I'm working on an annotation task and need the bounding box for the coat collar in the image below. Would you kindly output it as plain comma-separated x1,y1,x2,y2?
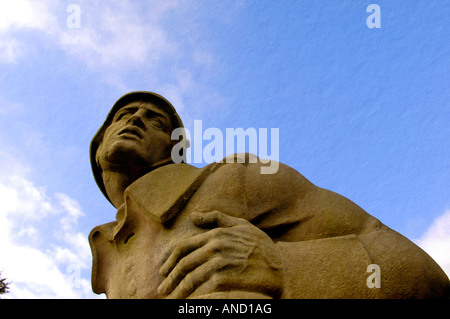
91,162,220,242
122,162,218,224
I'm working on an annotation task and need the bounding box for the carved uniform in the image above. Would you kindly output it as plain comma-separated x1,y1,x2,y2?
89,154,450,299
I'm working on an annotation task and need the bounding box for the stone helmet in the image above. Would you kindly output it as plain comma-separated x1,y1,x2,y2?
89,91,188,204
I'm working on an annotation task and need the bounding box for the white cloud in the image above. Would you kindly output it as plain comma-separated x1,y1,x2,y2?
414,210,450,279
0,37,22,63
0,154,96,298
0,0,227,118
0,0,57,63
0,0,179,69
56,193,84,231
0,0,53,31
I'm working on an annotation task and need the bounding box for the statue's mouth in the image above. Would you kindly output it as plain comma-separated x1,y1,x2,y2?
118,126,143,139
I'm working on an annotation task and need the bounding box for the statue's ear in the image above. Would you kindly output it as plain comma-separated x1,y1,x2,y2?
95,141,102,167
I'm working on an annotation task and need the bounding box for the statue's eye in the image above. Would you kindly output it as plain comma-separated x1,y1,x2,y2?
114,111,131,121
149,118,163,129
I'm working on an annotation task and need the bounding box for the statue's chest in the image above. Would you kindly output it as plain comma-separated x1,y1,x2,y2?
106,193,248,299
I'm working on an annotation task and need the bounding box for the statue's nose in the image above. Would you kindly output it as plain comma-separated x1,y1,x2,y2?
127,112,146,131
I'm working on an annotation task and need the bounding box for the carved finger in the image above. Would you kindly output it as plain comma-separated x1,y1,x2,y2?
158,241,213,295
159,238,239,296
160,227,229,277
159,232,212,277
166,256,231,299
191,210,248,229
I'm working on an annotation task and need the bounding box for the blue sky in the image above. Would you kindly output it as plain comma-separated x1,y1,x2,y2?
0,0,449,298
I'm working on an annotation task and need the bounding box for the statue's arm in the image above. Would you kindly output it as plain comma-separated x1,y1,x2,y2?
245,159,450,298
276,223,450,298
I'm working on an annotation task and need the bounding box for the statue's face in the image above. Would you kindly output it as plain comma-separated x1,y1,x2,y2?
97,100,173,171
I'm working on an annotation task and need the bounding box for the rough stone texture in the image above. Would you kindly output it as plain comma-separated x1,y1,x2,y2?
89,91,450,299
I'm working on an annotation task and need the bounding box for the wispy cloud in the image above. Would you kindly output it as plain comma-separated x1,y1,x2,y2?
0,0,225,115
0,0,179,69
58,1,180,70
0,0,57,63
414,210,450,278
0,153,95,298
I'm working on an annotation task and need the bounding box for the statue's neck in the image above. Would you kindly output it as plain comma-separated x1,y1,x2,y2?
101,158,174,208
101,170,137,208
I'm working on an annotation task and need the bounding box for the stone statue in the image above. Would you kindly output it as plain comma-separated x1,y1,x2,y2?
88,91,450,299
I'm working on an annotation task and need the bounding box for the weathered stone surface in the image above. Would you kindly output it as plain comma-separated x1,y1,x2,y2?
89,91,450,299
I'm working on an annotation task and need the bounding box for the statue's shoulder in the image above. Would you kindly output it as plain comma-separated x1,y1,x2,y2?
209,153,313,187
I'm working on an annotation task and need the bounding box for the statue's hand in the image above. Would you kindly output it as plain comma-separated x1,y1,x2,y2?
157,210,283,299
